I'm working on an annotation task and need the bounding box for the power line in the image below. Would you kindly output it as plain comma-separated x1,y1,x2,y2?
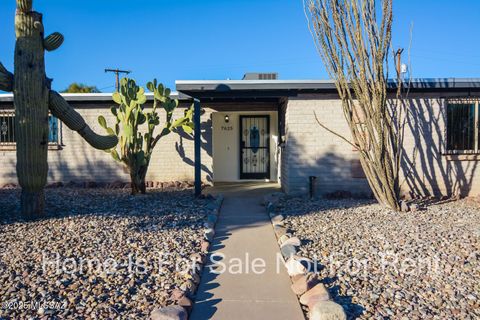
105,68,131,91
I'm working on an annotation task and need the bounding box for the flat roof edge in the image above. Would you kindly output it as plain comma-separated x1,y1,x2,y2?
0,91,191,103
176,78,480,92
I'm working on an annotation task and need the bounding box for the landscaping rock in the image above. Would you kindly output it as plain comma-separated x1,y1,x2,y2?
204,228,215,241
280,244,297,258
277,234,290,245
0,188,208,319
177,296,193,313
280,236,301,247
170,288,185,301
285,257,307,276
274,225,288,237
400,200,410,212
180,280,196,296
271,214,285,225
291,273,320,295
150,306,187,320
108,180,126,189
309,300,346,320
291,273,305,283
200,240,210,253
2,183,17,189
190,253,204,264
276,197,480,319
299,283,330,306
203,221,214,229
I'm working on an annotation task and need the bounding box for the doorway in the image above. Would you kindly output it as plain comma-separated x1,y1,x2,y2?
239,115,270,179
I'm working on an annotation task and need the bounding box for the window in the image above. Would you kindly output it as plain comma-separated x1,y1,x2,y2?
0,110,60,148
446,100,479,154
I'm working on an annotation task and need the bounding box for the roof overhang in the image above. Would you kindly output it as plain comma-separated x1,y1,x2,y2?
0,91,191,103
176,78,480,100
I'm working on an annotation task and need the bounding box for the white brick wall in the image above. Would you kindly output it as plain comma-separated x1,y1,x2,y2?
0,103,213,185
3,93,480,198
282,93,480,197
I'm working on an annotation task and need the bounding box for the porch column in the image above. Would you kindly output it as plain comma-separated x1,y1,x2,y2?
194,99,202,197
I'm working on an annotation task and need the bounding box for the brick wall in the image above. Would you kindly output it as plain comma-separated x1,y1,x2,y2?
282,93,480,198
282,95,370,196
0,102,213,186
4,93,480,198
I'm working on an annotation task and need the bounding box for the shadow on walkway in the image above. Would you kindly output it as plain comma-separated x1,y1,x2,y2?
191,182,304,320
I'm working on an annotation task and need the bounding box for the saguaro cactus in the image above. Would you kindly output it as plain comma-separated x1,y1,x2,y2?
0,0,118,217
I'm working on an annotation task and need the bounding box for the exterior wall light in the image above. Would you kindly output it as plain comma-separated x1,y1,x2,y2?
224,115,230,123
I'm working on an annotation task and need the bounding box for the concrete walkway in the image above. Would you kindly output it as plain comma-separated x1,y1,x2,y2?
190,183,304,320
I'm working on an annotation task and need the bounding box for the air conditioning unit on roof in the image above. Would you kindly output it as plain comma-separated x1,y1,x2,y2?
242,73,278,80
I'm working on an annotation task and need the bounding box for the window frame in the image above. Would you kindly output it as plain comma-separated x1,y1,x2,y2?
445,98,480,155
0,109,62,151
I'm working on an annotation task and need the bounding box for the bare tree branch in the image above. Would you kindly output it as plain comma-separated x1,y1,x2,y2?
314,111,358,150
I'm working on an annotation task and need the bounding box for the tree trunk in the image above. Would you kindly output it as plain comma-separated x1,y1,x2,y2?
130,166,147,195
130,178,146,195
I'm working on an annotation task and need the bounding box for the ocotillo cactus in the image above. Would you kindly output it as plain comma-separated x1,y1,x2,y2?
0,0,118,217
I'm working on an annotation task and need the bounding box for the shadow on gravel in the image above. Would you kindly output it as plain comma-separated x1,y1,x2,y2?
329,285,365,319
275,197,376,218
0,187,208,229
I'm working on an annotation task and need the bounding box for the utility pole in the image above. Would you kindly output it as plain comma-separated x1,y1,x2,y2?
105,68,131,91
395,49,404,78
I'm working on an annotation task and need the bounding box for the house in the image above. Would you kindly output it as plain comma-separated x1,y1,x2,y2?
1,74,480,198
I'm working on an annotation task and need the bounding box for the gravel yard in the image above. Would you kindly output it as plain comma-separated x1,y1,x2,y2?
0,187,209,319
277,197,480,319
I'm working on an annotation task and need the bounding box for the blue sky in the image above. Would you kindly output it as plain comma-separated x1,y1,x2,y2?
1,0,479,92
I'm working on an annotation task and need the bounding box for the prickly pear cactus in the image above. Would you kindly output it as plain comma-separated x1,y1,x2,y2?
0,0,118,217
98,78,193,195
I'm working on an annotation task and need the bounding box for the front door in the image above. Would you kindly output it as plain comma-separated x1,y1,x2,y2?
240,115,270,179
